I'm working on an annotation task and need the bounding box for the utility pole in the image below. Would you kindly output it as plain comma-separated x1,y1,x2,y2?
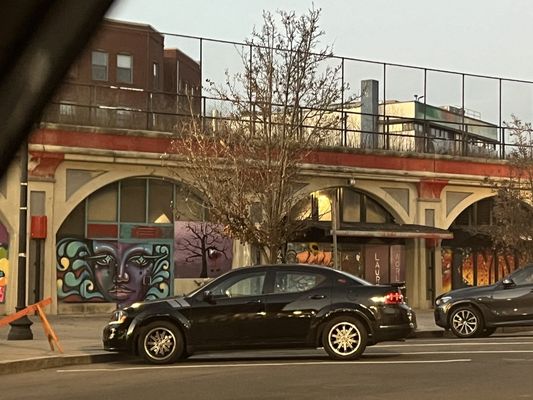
8,139,33,340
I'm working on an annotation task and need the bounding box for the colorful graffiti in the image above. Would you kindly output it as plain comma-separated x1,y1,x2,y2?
441,247,519,291
0,223,8,303
286,243,334,267
174,221,233,278
56,239,171,307
441,248,452,293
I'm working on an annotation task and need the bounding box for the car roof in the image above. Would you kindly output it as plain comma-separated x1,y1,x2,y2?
245,264,335,272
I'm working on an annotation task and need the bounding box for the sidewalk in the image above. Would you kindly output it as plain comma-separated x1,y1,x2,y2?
0,309,525,375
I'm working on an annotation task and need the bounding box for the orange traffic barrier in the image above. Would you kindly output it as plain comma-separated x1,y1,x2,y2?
0,297,63,353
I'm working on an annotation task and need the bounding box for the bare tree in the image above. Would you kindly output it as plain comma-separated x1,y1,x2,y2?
478,115,533,262
176,222,231,278
169,8,344,263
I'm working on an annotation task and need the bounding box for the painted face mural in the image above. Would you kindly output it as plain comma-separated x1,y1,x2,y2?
57,239,171,307
174,221,232,279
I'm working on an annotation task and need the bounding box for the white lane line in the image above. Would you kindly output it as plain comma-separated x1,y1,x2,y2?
378,341,533,348
370,350,533,356
57,359,471,373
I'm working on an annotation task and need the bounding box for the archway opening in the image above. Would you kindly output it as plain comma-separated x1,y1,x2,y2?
441,197,519,292
55,177,233,308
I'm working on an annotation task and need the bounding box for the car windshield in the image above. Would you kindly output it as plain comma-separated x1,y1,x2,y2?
184,269,236,298
506,266,533,285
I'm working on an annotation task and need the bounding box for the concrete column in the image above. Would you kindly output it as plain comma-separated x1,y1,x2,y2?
29,180,57,314
361,79,379,149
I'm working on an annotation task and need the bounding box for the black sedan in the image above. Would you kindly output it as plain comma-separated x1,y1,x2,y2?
103,264,416,364
435,264,533,338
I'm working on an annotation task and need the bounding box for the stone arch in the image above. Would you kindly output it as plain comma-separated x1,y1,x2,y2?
444,189,495,229
54,163,198,233
299,180,413,225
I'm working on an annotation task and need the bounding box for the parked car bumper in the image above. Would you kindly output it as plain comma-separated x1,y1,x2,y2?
103,322,132,352
434,306,449,329
374,306,416,341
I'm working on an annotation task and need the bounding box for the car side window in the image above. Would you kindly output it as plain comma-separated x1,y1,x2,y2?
210,272,266,298
274,272,326,294
509,268,533,286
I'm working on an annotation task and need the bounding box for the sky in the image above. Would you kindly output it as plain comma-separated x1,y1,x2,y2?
107,0,533,123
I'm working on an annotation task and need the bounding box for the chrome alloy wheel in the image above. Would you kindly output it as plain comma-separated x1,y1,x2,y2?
327,321,361,356
143,327,177,361
451,309,479,336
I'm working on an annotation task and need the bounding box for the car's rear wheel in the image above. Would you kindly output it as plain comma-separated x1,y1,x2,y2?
450,306,484,338
322,316,367,360
138,321,184,364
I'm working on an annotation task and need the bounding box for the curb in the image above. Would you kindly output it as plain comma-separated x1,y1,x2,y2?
0,353,128,376
411,330,446,339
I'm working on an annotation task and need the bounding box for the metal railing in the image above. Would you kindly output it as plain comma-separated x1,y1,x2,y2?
40,30,533,161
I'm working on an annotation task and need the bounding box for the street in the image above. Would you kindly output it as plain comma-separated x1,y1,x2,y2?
3,335,533,400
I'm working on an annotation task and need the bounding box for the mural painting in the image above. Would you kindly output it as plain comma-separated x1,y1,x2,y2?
0,223,8,303
441,248,452,293
56,239,171,307
441,247,518,291
287,243,404,283
174,221,233,278
286,243,333,267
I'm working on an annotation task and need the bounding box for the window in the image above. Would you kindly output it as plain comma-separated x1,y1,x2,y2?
315,191,332,221
149,179,173,224
91,51,108,81
175,186,204,220
117,54,132,83
274,272,326,294
365,197,388,223
153,63,160,90
452,198,494,227
120,179,146,222
342,189,361,222
210,272,266,298
87,184,118,222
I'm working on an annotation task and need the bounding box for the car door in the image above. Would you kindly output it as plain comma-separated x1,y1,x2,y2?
489,267,533,323
186,270,268,348
262,268,331,344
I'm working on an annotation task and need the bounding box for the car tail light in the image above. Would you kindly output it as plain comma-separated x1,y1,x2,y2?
384,291,404,304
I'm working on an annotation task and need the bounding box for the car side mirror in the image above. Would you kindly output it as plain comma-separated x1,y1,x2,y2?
502,278,516,289
202,290,215,304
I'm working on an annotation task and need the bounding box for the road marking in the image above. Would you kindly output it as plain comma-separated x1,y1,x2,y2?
57,359,471,373
370,350,533,356
378,341,533,348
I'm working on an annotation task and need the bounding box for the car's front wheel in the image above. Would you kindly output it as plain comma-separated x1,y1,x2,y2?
322,316,367,360
450,306,484,338
138,321,184,364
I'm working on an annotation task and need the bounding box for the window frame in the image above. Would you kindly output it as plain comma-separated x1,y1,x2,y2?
91,50,108,81
116,53,133,84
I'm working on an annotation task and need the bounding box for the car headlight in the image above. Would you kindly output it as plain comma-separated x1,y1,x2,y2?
435,296,452,306
109,309,128,325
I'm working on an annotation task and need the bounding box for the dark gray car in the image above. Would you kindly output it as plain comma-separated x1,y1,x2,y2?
435,265,533,338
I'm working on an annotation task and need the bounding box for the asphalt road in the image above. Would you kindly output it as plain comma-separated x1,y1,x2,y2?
4,335,533,400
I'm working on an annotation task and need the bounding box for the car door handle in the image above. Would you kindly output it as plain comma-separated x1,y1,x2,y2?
246,299,262,304
309,294,326,300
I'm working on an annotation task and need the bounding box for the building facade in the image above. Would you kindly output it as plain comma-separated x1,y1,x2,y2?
0,19,517,315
